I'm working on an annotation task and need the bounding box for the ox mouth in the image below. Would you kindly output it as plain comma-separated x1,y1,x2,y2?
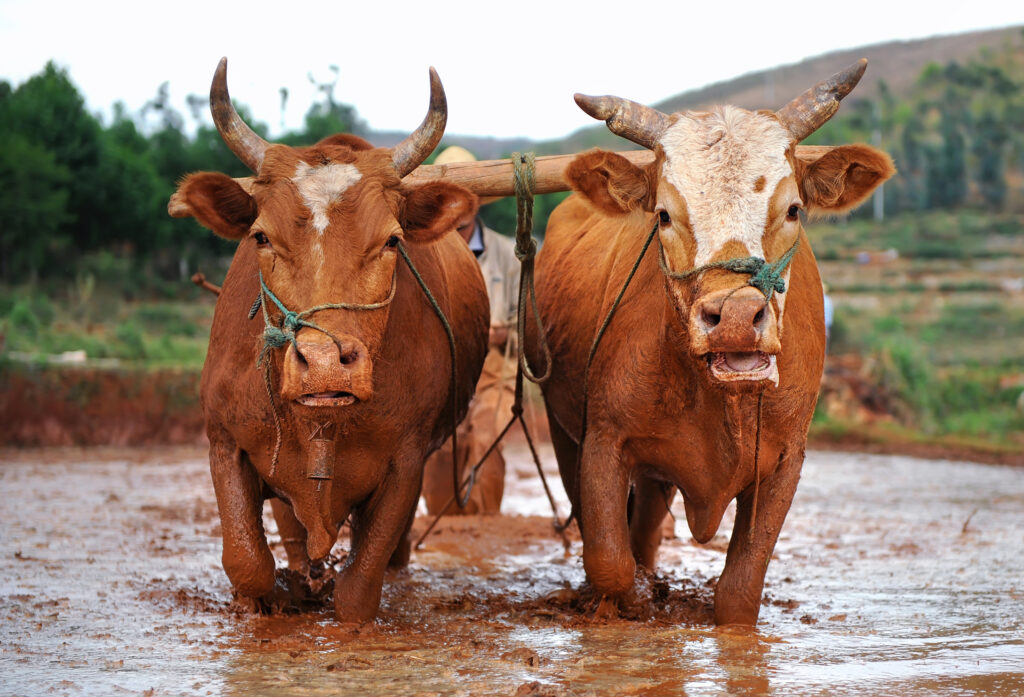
296,391,358,407
708,351,779,384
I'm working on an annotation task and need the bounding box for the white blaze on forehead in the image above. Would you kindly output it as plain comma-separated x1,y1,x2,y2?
660,107,793,266
291,161,363,234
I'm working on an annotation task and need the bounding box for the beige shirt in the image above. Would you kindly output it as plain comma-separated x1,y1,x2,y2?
476,224,520,329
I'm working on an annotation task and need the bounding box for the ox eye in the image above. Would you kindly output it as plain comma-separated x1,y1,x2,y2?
786,204,801,221
384,235,400,249
658,210,671,226
252,231,270,246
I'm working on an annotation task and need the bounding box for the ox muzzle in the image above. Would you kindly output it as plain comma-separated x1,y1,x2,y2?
689,285,781,384
280,330,373,407
659,233,798,386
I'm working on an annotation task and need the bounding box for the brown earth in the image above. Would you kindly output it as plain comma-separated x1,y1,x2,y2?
2,444,1022,696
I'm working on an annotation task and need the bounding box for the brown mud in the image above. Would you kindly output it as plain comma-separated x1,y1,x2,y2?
2,442,1023,696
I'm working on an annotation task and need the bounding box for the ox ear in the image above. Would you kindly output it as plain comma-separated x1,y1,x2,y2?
174,172,257,240
565,149,653,216
403,182,479,244
799,145,895,216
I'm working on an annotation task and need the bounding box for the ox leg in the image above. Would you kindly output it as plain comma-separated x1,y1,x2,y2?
579,433,634,597
629,476,674,571
387,504,416,569
208,434,275,598
715,447,804,626
545,407,581,521
269,498,310,574
334,455,422,623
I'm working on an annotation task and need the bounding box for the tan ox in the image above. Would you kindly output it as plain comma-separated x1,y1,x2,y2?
529,61,894,625
171,60,488,623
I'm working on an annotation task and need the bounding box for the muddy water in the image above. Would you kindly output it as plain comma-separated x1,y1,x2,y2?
1,444,1022,696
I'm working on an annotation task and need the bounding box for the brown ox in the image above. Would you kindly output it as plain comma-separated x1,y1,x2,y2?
528,60,894,625
171,60,488,622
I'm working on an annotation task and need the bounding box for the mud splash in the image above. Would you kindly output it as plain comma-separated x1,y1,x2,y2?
1,444,1022,696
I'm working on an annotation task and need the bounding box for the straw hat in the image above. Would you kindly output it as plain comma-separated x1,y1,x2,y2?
434,145,476,166
434,146,501,205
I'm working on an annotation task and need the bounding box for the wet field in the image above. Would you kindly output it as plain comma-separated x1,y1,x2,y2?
1,443,1022,696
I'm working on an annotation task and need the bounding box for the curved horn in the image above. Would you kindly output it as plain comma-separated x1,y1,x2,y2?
210,57,270,173
776,59,868,142
392,67,447,178
573,94,671,151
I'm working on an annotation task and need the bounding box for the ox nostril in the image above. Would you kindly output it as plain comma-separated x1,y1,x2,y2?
753,307,765,326
338,346,361,366
702,309,721,328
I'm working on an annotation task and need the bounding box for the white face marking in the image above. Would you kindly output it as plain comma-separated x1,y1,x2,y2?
659,107,792,267
292,161,362,234
292,161,362,271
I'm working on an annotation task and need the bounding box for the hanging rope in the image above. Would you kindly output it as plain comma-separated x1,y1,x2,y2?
560,220,662,531
414,152,567,550
392,241,466,510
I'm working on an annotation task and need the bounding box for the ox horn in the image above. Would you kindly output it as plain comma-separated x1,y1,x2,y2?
391,67,447,178
573,93,671,151
775,58,868,143
210,57,270,174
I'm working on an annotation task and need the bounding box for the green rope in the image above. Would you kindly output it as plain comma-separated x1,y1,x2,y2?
657,236,800,302
561,220,662,532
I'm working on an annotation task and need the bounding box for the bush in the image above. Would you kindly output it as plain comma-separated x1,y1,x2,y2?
114,320,146,359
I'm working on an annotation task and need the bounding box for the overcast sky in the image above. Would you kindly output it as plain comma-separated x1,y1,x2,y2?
1,1,1021,141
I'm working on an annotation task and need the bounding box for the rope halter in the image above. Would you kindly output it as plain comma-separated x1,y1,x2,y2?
656,224,801,303
256,269,397,367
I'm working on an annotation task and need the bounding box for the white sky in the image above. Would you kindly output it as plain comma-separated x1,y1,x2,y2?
1,0,1021,141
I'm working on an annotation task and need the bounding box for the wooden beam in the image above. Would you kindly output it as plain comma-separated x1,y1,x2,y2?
168,146,835,217
400,145,834,197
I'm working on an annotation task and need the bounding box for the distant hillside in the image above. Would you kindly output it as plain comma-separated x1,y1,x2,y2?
372,25,1023,156
558,24,1024,153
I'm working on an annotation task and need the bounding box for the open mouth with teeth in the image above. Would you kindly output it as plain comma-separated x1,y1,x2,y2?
296,391,358,407
708,351,778,384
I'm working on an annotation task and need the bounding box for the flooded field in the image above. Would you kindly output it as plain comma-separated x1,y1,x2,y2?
1,442,1022,696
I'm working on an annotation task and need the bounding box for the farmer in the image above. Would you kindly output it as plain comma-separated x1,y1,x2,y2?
421,146,520,515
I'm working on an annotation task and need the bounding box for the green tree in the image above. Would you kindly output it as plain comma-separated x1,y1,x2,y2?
0,131,72,280
972,108,1008,210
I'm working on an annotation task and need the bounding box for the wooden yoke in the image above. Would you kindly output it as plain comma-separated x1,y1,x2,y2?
168,146,833,217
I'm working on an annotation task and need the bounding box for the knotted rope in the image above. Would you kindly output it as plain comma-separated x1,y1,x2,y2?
657,236,800,302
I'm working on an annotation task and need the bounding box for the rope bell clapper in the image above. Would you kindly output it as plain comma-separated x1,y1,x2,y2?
414,152,569,551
